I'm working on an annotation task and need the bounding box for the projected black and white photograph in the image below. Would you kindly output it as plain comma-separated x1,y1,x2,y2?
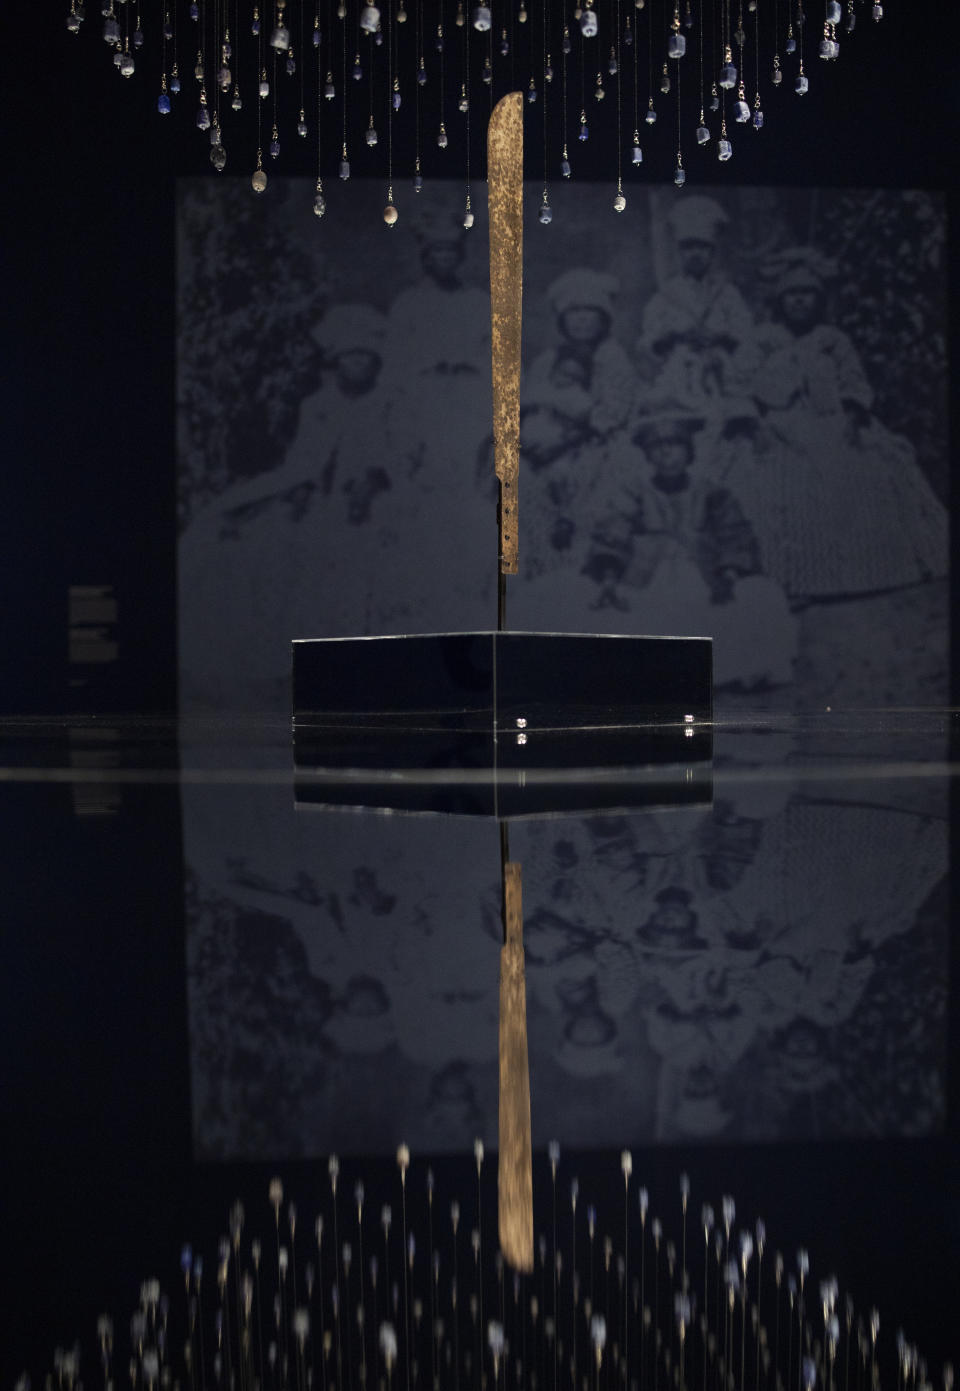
177,180,949,712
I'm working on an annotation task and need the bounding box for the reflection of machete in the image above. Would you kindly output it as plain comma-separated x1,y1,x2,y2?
487,91,523,581
498,858,533,1272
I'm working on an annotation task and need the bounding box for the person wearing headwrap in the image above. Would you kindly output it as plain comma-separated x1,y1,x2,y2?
637,195,756,405
731,246,949,602
583,401,797,689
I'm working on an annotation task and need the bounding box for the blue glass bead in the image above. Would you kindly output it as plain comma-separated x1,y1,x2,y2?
158,91,171,113
133,24,143,46
674,165,686,186
298,117,308,135
785,34,796,52
103,16,119,42
545,62,553,80
709,91,719,110
719,61,737,87
270,23,290,49
645,106,657,124
67,11,82,31
608,55,617,74
696,123,710,144
211,144,227,170
286,54,295,74
339,158,350,179
120,49,135,75
580,9,597,35
352,63,362,79
190,2,198,17
846,10,855,30
435,33,444,50
624,25,633,45
269,135,280,156
771,63,782,84
872,2,882,17
539,202,552,225
826,0,841,19
414,172,423,191
527,84,537,102
325,78,335,97
795,72,808,93
734,99,750,121
170,72,181,92
561,157,571,176
374,28,383,44
578,123,589,140
562,33,571,52
718,137,732,160
163,19,172,38
224,40,232,57
313,27,321,45
752,107,764,128
196,105,210,129
416,66,427,85
632,143,643,162
482,59,492,82
392,90,401,109
365,126,378,145
500,35,509,53
668,33,685,58
251,17,260,33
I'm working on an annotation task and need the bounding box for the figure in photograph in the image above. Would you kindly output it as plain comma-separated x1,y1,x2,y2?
637,195,755,406
585,403,796,690
736,248,949,604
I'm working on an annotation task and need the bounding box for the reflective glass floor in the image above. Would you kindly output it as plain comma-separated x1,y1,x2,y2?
2,708,957,1391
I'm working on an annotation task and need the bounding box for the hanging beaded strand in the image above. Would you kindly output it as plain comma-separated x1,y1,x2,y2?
795,0,807,91
631,0,642,163
253,1,267,188
340,0,350,177
367,7,378,150
385,0,398,219
436,0,447,149
211,0,226,166
539,0,551,221
696,0,709,141
231,0,242,111
560,20,571,176
159,4,171,112
645,0,656,124
414,0,423,188
673,9,685,182
753,0,763,125
614,0,625,208
298,0,307,135
463,0,473,227
315,0,326,213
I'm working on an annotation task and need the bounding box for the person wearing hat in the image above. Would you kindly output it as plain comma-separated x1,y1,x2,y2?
732,246,949,604
637,195,756,406
527,267,636,436
584,400,796,690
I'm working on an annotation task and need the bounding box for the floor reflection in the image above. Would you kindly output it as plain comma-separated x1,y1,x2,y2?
184,744,948,1157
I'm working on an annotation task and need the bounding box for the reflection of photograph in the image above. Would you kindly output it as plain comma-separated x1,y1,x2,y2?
183,781,948,1158
177,181,949,714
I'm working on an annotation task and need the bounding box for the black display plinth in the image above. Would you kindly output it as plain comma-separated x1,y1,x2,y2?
292,631,712,818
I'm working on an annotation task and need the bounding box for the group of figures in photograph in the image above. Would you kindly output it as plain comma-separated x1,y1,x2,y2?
177,181,948,710
185,776,948,1156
